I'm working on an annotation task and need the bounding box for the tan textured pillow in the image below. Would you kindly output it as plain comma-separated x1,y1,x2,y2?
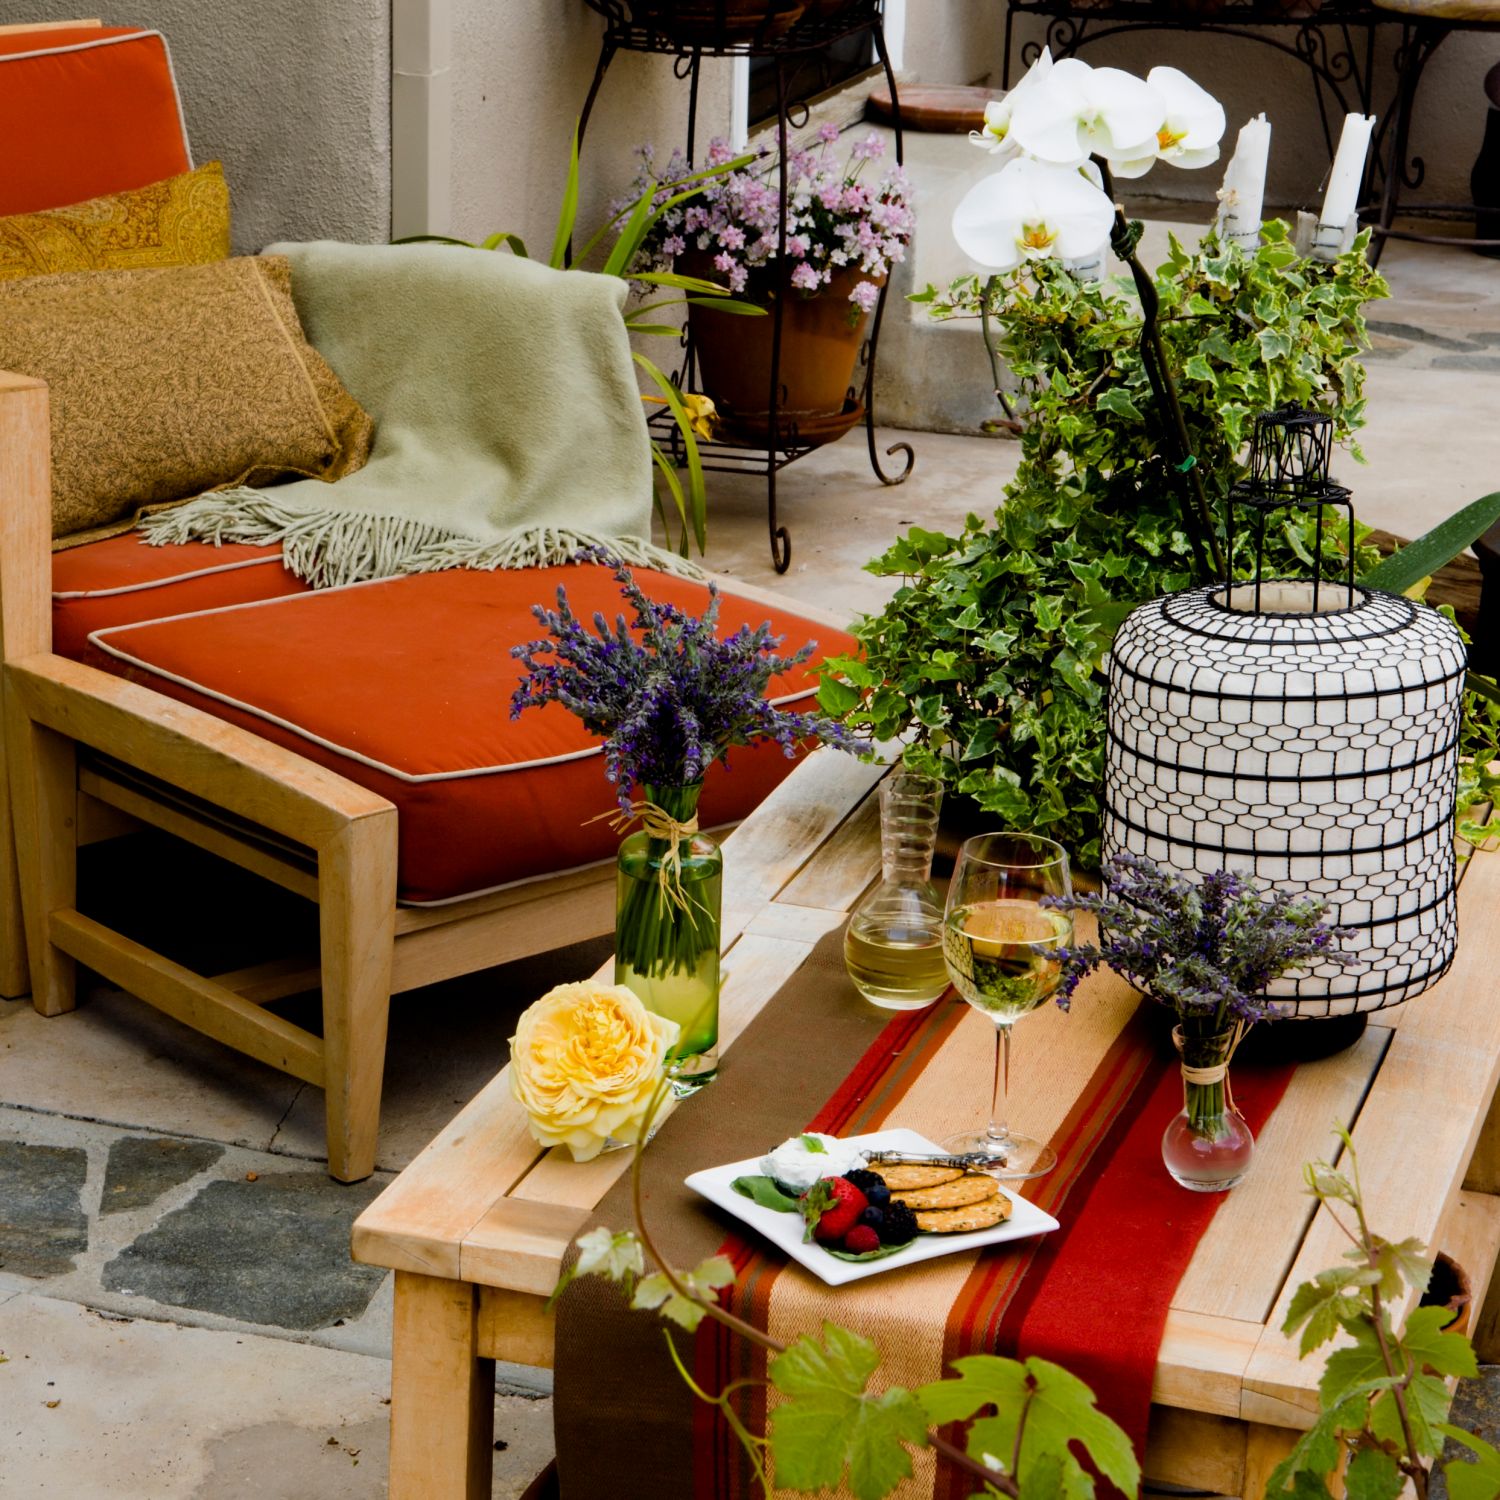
0,255,373,545
0,161,232,282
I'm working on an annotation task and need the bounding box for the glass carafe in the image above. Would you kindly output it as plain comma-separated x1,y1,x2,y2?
843,770,948,1011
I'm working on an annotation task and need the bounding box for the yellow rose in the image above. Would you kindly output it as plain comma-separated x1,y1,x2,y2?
509,981,680,1161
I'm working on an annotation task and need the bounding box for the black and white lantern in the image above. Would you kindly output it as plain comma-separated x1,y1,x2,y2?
1105,406,1468,1016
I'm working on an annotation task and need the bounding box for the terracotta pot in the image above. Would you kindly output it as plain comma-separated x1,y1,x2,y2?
688,263,879,447
636,0,806,43
1422,1250,1473,1339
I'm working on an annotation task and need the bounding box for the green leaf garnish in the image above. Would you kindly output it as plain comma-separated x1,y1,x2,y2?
731,1175,802,1213
800,1133,829,1154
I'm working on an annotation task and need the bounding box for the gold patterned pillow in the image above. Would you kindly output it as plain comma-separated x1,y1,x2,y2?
0,255,374,544
0,161,231,282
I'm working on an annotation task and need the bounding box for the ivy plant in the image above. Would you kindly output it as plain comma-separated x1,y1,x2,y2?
818,224,1498,868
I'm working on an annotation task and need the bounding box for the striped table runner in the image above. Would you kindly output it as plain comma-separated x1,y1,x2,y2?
555,933,1296,1498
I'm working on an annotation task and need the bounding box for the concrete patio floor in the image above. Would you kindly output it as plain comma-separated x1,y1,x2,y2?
0,230,1496,1498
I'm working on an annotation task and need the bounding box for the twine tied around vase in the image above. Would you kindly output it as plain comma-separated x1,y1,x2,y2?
588,800,700,913
1172,1022,1246,1110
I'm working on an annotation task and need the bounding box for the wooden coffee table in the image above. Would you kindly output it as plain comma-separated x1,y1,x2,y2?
353,748,1500,1499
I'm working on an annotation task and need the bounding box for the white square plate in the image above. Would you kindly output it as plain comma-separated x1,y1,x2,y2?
684,1126,1061,1286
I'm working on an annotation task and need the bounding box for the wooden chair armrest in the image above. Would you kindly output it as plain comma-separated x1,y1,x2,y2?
6,652,394,845
0,372,52,663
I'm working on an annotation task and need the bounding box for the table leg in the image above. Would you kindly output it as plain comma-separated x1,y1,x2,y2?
390,1270,495,1500
1242,1423,1300,1499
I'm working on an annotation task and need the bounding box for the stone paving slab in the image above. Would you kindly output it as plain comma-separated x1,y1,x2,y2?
0,1293,551,1499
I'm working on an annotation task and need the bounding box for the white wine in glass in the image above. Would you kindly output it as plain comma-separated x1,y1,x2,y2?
942,834,1073,1179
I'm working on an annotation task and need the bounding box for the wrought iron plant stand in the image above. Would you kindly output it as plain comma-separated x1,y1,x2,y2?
578,0,914,573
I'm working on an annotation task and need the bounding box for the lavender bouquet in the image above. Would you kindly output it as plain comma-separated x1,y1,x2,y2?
1045,853,1352,1187
511,559,858,1084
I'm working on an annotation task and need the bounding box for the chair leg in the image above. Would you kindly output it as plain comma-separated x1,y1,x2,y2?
319,812,397,1183
4,705,77,1017
0,767,29,999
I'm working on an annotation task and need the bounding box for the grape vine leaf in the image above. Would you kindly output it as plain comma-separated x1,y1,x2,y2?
1283,1266,1379,1357
630,1255,735,1333
1344,1447,1403,1500
769,1323,928,1500
1370,1369,1453,1458
1437,1424,1500,1500
918,1355,1138,1499
1399,1304,1478,1380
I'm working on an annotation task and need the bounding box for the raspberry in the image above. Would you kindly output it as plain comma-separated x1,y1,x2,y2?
801,1176,869,1244
842,1225,880,1255
843,1169,891,1208
879,1201,919,1245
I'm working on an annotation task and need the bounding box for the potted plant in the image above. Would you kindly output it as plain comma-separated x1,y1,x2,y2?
819,52,1500,869
626,129,914,445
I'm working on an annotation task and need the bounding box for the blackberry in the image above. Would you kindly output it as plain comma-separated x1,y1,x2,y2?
844,1168,890,1208
879,1201,919,1245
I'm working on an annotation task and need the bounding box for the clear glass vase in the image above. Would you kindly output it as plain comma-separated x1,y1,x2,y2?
843,770,948,1011
1161,1026,1255,1193
614,783,722,1095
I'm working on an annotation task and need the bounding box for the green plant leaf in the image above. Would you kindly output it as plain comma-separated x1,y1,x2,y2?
730,1175,802,1213
480,230,528,255
1370,1369,1453,1457
548,122,581,270
1283,1267,1375,1356
919,1355,1139,1498
630,1255,735,1333
1437,1424,1500,1500
769,1324,928,1500
1358,491,1500,595
818,676,861,716
1344,1447,1403,1500
391,232,479,248
825,1238,916,1263
635,353,706,553
684,297,767,315
1401,1303,1478,1379
1264,1409,1344,1496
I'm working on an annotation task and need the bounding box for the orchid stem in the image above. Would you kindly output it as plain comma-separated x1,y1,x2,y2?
1091,156,1225,585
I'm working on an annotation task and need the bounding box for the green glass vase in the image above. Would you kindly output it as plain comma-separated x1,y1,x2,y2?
614,783,722,1094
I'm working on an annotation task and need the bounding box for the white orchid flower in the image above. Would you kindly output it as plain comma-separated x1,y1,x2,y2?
1008,57,1164,169
952,157,1115,272
1114,66,1227,177
970,48,1053,164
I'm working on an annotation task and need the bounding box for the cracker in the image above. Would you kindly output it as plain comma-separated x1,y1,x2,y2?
915,1196,1012,1234
878,1164,963,1191
892,1174,1001,1211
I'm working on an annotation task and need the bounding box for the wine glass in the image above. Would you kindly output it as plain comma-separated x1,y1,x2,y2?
941,833,1073,1179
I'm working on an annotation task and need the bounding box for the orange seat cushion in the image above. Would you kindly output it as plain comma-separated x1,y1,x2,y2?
88,567,856,905
52,534,309,670
0,28,191,216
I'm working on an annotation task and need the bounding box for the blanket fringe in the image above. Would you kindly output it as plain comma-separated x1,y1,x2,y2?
138,490,705,589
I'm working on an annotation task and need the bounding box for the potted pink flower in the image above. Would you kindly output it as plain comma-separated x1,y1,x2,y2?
626,129,914,444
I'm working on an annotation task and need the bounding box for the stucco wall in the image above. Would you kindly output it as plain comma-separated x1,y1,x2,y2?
0,0,392,253
447,0,735,251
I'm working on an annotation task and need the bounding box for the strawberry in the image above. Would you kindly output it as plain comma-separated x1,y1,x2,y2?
842,1225,880,1255
800,1176,868,1244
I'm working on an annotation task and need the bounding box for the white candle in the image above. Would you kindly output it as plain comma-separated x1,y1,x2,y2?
1320,113,1376,230
1218,114,1271,250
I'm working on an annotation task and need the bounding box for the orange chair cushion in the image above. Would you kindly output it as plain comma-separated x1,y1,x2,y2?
0,28,191,216
52,535,309,670
88,566,856,905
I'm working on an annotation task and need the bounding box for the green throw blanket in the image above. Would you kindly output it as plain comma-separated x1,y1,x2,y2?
139,241,696,587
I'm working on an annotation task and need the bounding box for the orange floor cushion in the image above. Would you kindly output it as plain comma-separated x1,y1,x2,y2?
52,534,310,669
86,566,857,906
0,27,191,216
